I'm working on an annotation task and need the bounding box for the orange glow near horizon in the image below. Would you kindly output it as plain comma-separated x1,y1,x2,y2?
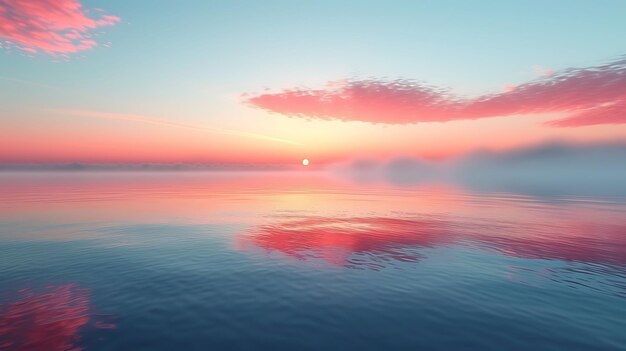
1,1,625,165
3,107,626,165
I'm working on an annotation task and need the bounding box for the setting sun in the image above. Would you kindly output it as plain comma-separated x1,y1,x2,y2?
0,1,624,350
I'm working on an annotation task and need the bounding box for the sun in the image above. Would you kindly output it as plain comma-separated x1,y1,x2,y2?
302,158,309,166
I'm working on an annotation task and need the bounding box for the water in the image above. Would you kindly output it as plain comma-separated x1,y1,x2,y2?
0,172,625,350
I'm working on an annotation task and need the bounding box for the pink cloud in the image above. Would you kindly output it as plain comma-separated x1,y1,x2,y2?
545,100,626,127
532,64,554,77
245,57,626,127
0,0,120,55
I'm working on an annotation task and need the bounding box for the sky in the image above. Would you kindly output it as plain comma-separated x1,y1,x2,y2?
1,0,625,165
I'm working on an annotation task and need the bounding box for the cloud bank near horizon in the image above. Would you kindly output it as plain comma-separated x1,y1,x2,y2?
0,0,120,55
245,57,626,127
337,141,626,197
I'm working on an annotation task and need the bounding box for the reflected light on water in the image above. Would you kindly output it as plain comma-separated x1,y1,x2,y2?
237,215,450,268
0,172,625,349
238,213,626,269
0,284,115,351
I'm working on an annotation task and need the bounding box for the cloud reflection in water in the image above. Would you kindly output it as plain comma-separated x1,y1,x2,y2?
238,214,626,270
0,284,115,351
237,215,451,269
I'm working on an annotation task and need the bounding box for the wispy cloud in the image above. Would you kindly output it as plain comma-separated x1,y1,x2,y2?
245,57,626,127
545,100,626,127
0,75,61,90
0,0,120,55
46,108,301,146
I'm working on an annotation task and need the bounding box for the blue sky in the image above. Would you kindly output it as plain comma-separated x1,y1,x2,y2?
1,0,625,163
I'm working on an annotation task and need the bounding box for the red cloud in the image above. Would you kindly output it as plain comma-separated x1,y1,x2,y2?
245,58,626,127
0,0,120,55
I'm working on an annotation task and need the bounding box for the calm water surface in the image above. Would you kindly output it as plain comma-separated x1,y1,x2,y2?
0,172,625,350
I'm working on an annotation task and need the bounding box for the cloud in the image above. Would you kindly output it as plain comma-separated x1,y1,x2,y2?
0,0,120,55
545,100,626,127
245,57,626,127
0,75,60,89
532,64,554,77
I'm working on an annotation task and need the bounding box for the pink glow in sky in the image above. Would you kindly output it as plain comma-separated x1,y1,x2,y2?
0,0,119,55
1,1,626,164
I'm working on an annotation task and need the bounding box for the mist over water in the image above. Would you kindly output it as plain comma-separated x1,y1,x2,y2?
2,0,626,349
0,171,625,350
336,141,626,197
